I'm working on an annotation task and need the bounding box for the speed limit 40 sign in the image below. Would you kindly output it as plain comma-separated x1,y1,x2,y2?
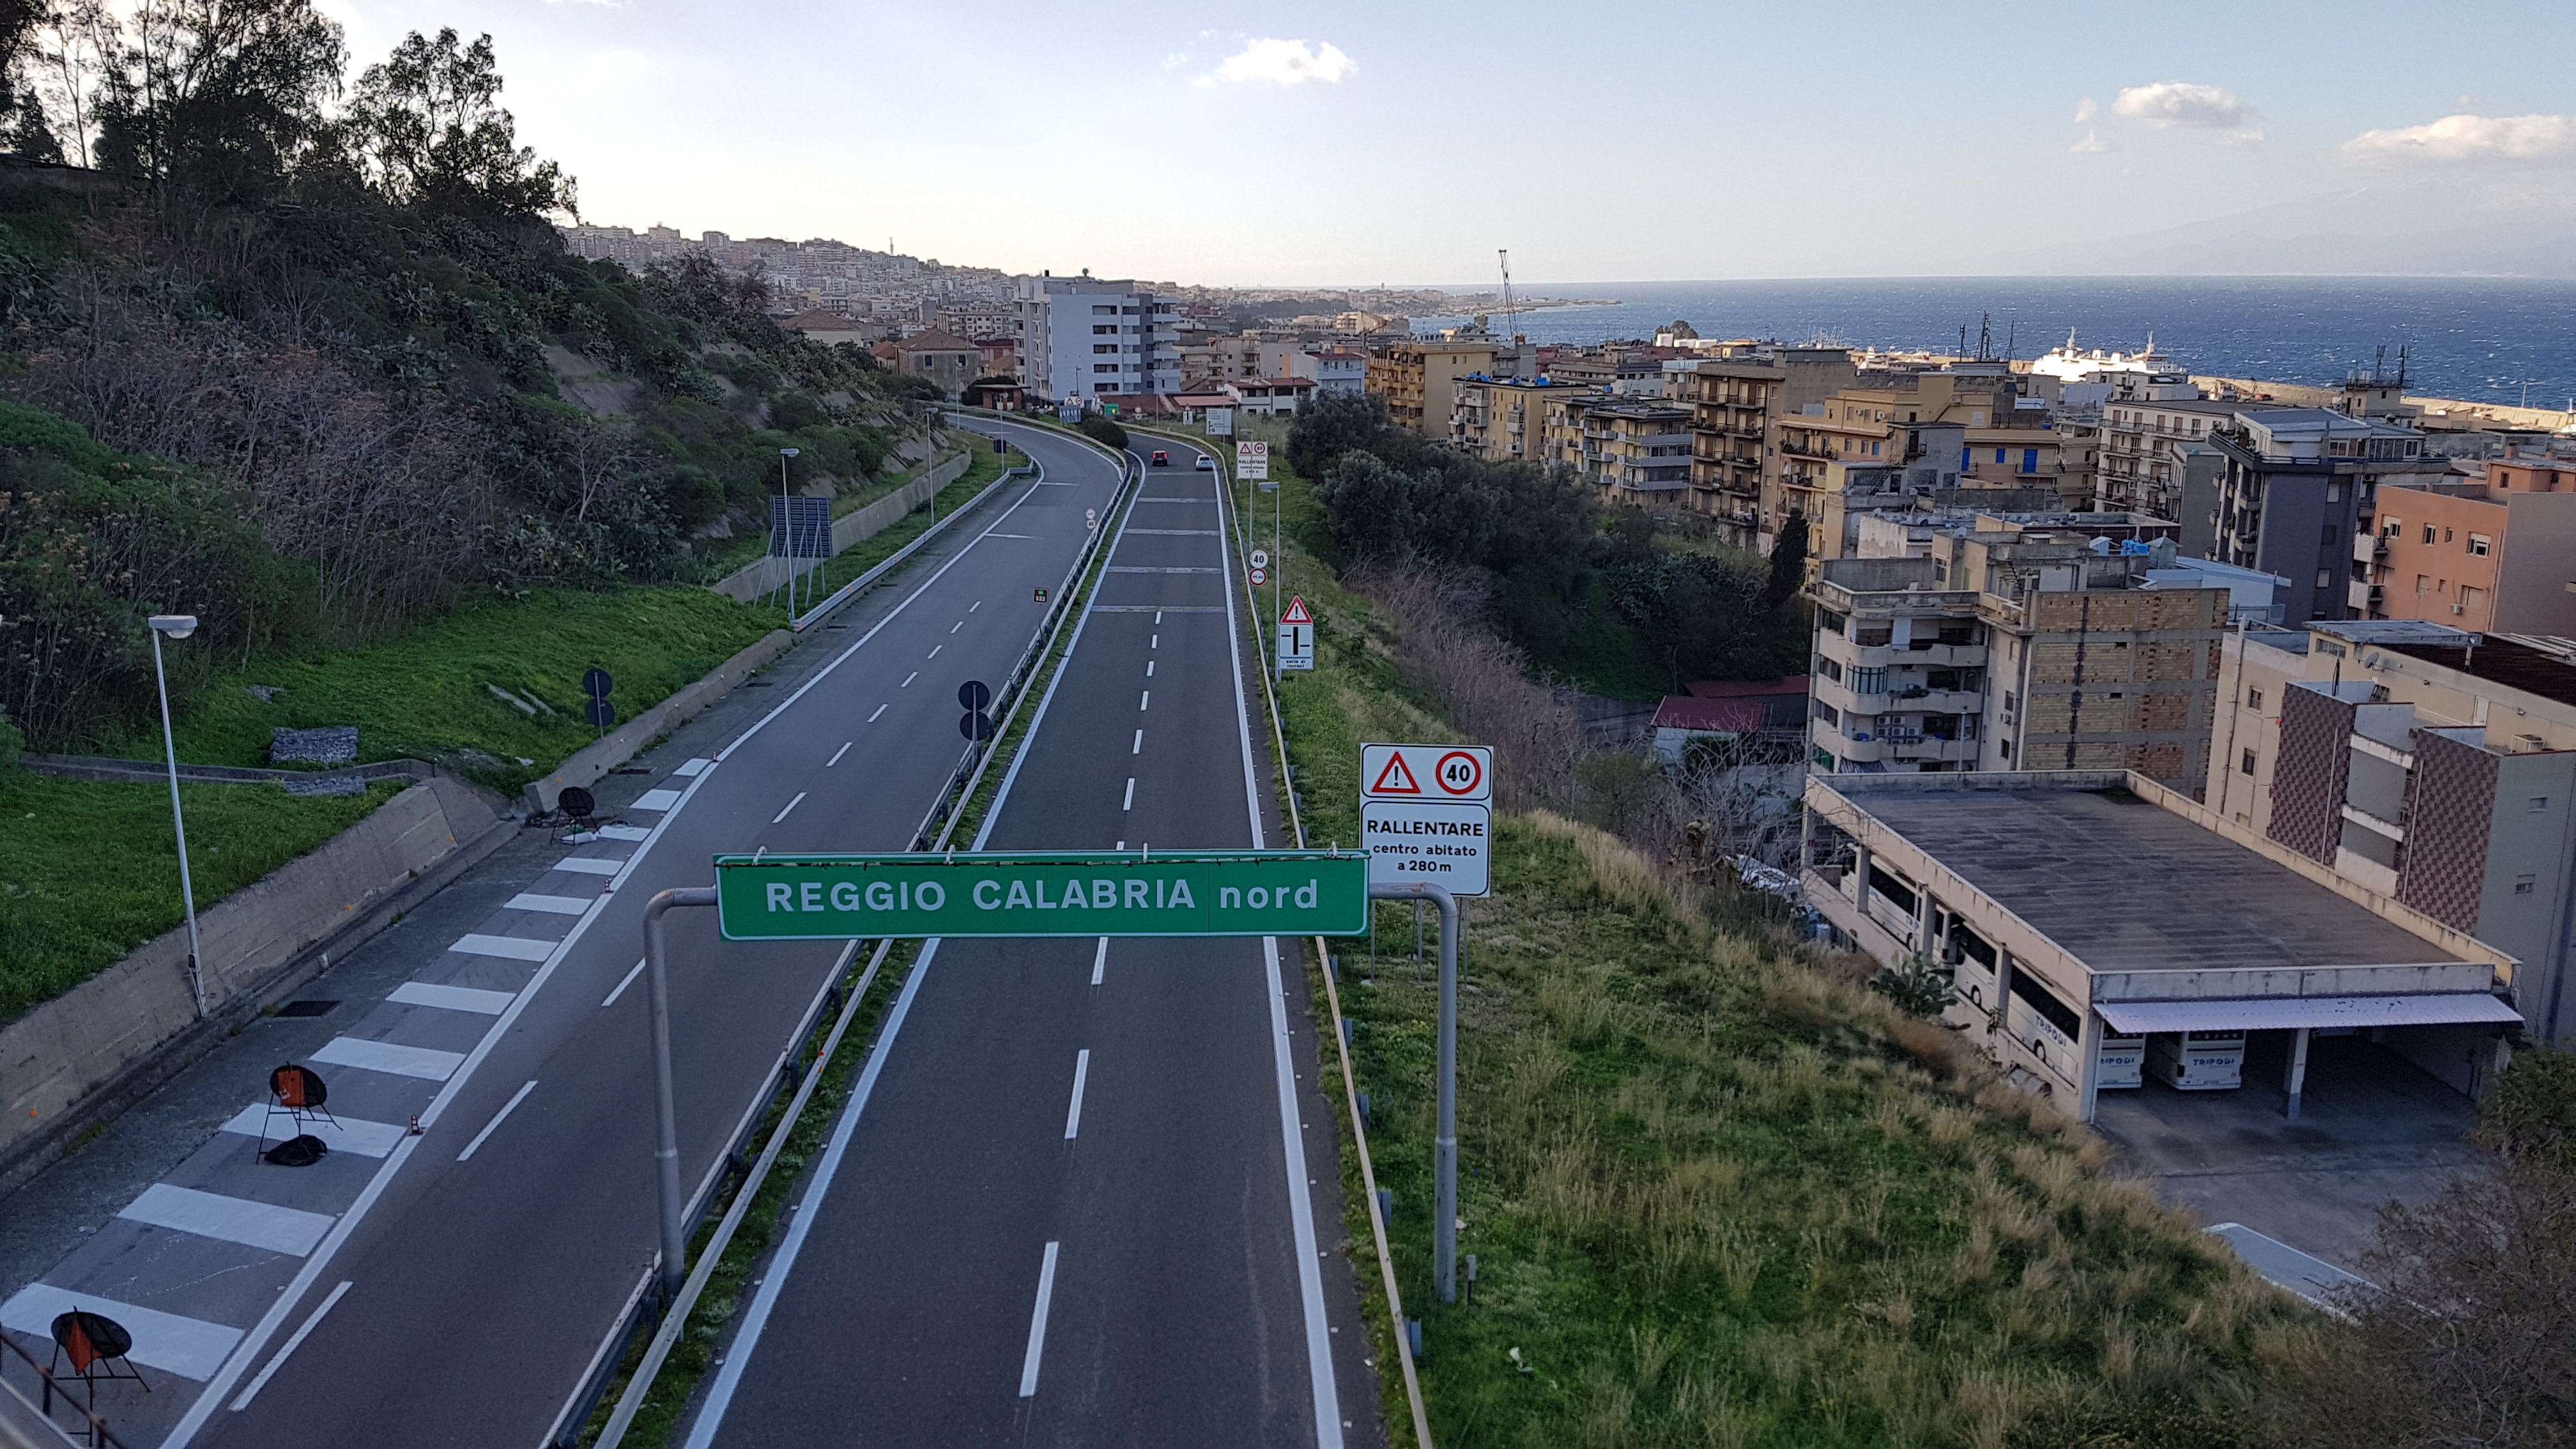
1361,744,1491,803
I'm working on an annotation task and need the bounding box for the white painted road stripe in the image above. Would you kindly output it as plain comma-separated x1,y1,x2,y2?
902,671,918,687
388,981,516,1016
121,1184,335,1257
1091,938,1107,986
0,1285,241,1381
552,857,622,876
868,703,888,721
1139,691,1149,711
928,645,942,659
229,1280,351,1410
1018,1241,1061,1398
505,893,593,916
673,758,714,777
457,1081,539,1163
310,1037,466,1082
1064,1050,1091,1140
217,1105,406,1158
950,620,963,632
599,824,652,841
630,788,684,812
773,792,806,824
449,933,556,962
1132,729,1142,754
1123,778,1135,811
829,741,853,764
603,957,647,1008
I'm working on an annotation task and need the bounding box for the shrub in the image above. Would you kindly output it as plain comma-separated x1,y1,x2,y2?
1076,413,1127,451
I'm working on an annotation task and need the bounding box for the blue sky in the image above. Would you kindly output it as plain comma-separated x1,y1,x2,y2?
322,0,2576,284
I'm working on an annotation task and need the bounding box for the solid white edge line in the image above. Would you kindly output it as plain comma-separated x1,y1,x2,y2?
227,1279,351,1412
455,1080,539,1163
1217,449,1346,1449
685,425,1128,1446
772,791,806,824
1018,1241,1062,1398
602,956,647,1008
1063,1050,1090,1140
678,939,940,1449
1091,937,1107,986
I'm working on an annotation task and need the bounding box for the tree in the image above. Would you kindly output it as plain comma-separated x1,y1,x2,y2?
1285,388,1391,480
93,0,347,202
1075,412,1126,451
1765,512,1808,607
23,0,115,167
341,27,572,222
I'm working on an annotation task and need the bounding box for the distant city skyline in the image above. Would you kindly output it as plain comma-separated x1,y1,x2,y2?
415,0,2576,284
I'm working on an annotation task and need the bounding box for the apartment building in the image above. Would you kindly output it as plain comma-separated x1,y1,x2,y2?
2098,397,2240,519
1366,341,1499,436
888,328,981,399
1807,531,2230,791
1289,348,1368,395
1579,401,1694,502
1668,348,1859,548
2207,619,2576,1043
2188,408,2442,627
2356,458,2576,634
1015,274,1181,401
1802,770,2518,1121
1452,375,1603,464
1779,369,2073,543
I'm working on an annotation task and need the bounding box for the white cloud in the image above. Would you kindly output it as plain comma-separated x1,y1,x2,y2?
1195,38,1356,89
2338,112,2575,167
2112,81,2255,130
2073,97,2098,124
2216,128,2264,150
2069,129,2114,154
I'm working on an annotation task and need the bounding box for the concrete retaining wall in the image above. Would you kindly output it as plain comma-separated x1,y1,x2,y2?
711,452,974,604
523,628,793,813
0,774,506,1184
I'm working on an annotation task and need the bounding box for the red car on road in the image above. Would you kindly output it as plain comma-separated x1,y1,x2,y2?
1150,450,1170,466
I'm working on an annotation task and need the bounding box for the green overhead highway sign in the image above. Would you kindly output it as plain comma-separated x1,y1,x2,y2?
714,850,1370,940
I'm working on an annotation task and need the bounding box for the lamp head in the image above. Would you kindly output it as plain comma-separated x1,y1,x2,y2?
148,615,197,640
780,447,801,458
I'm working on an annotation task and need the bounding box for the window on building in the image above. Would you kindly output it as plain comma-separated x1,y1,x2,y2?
1850,666,1888,694
2326,482,2343,502
2382,518,2402,537
2321,524,2338,546
2246,686,2264,711
2317,570,2334,590
2516,875,2537,895
2445,526,2455,542
2461,585,2487,611
1092,305,1117,314
2003,690,2018,715
2241,748,2258,776
1995,448,2007,464
2424,523,2438,544
1093,325,1116,335
2533,797,2550,813
2022,448,2039,473
1094,364,1117,374
2000,737,2012,760
2468,533,2492,556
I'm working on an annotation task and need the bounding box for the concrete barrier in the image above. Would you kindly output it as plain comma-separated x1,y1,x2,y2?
0,774,509,1193
523,627,793,813
710,452,974,604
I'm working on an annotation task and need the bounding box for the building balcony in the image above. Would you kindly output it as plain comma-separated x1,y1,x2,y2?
2340,801,2407,840
1816,721,1982,765
2348,579,2382,612
1814,676,1982,717
2355,532,2388,563
1815,633,1989,671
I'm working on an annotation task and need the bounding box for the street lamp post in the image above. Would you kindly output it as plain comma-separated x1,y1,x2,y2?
147,615,207,1018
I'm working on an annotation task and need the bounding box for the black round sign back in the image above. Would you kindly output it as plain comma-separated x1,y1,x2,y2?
957,679,992,712
558,786,597,818
583,667,614,699
959,710,994,741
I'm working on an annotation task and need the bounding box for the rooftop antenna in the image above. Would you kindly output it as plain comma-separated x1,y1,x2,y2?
1977,312,1993,362
2005,320,2016,363
1959,324,1968,360
1498,249,1519,369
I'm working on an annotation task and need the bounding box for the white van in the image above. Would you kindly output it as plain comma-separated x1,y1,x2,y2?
2094,1032,2145,1089
2147,1030,2246,1090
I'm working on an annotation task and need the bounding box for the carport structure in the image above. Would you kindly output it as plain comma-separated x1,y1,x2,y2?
1799,770,2521,1122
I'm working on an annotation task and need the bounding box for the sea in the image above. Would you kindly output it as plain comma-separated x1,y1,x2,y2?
1406,277,2576,412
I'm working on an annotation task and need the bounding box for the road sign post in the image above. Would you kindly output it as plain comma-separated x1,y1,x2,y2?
1370,880,1461,1303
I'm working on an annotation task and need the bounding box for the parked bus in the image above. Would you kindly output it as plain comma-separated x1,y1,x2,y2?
2004,964,2084,1087
2147,1030,2246,1090
2094,1032,2146,1089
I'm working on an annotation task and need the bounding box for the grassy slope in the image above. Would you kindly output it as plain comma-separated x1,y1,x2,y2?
145,588,776,795
0,771,402,1019
1237,429,2306,1448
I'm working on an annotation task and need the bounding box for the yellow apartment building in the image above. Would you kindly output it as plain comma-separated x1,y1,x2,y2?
1365,341,1498,436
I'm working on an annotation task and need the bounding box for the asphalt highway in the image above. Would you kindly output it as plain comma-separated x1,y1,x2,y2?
168,419,1130,1448
685,438,1374,1446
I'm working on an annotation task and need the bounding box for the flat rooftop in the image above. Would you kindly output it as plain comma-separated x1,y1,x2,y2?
1831,782,2473,975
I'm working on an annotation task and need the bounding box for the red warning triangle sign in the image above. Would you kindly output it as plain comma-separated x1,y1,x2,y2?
1370,751,1423,795
1280,595,1314,625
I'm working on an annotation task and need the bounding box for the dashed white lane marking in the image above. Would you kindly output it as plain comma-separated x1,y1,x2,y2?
868,704,888,723
1018,1241,1061,1398
928,645,943,659
773,792,807,824
599,825,652,842
310,1037,466,1082
1063,1051,1091,1140
0,1285,241,1380
1146,660,1155,677
456,1080,540,1163
121,1184,335,1257
1154,610,1163,624
1091,939,1107,986
630,788,684,812
971,600,982,611
1151,634,1159,648
951,621,964,633
448,933,556,963
902,672,918,688
1131,729,1142,754
217,1105,405,1158
552,857,621,877
673,758,714,778
505,893,592,916
829,742,854,766
602,957,647,1008
1123,778,1135,811
388,981,515,1015
1139,691,1150,711
229,1280,351,1410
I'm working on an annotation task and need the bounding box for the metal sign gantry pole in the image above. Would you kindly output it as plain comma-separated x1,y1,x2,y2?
1372,879,1460,1302
641,886,717,1301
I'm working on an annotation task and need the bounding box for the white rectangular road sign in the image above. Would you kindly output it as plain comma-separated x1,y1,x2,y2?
1361,742,1492,804
1278,620,1314,671
1236,440,1269,480
1361,801,1490,896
